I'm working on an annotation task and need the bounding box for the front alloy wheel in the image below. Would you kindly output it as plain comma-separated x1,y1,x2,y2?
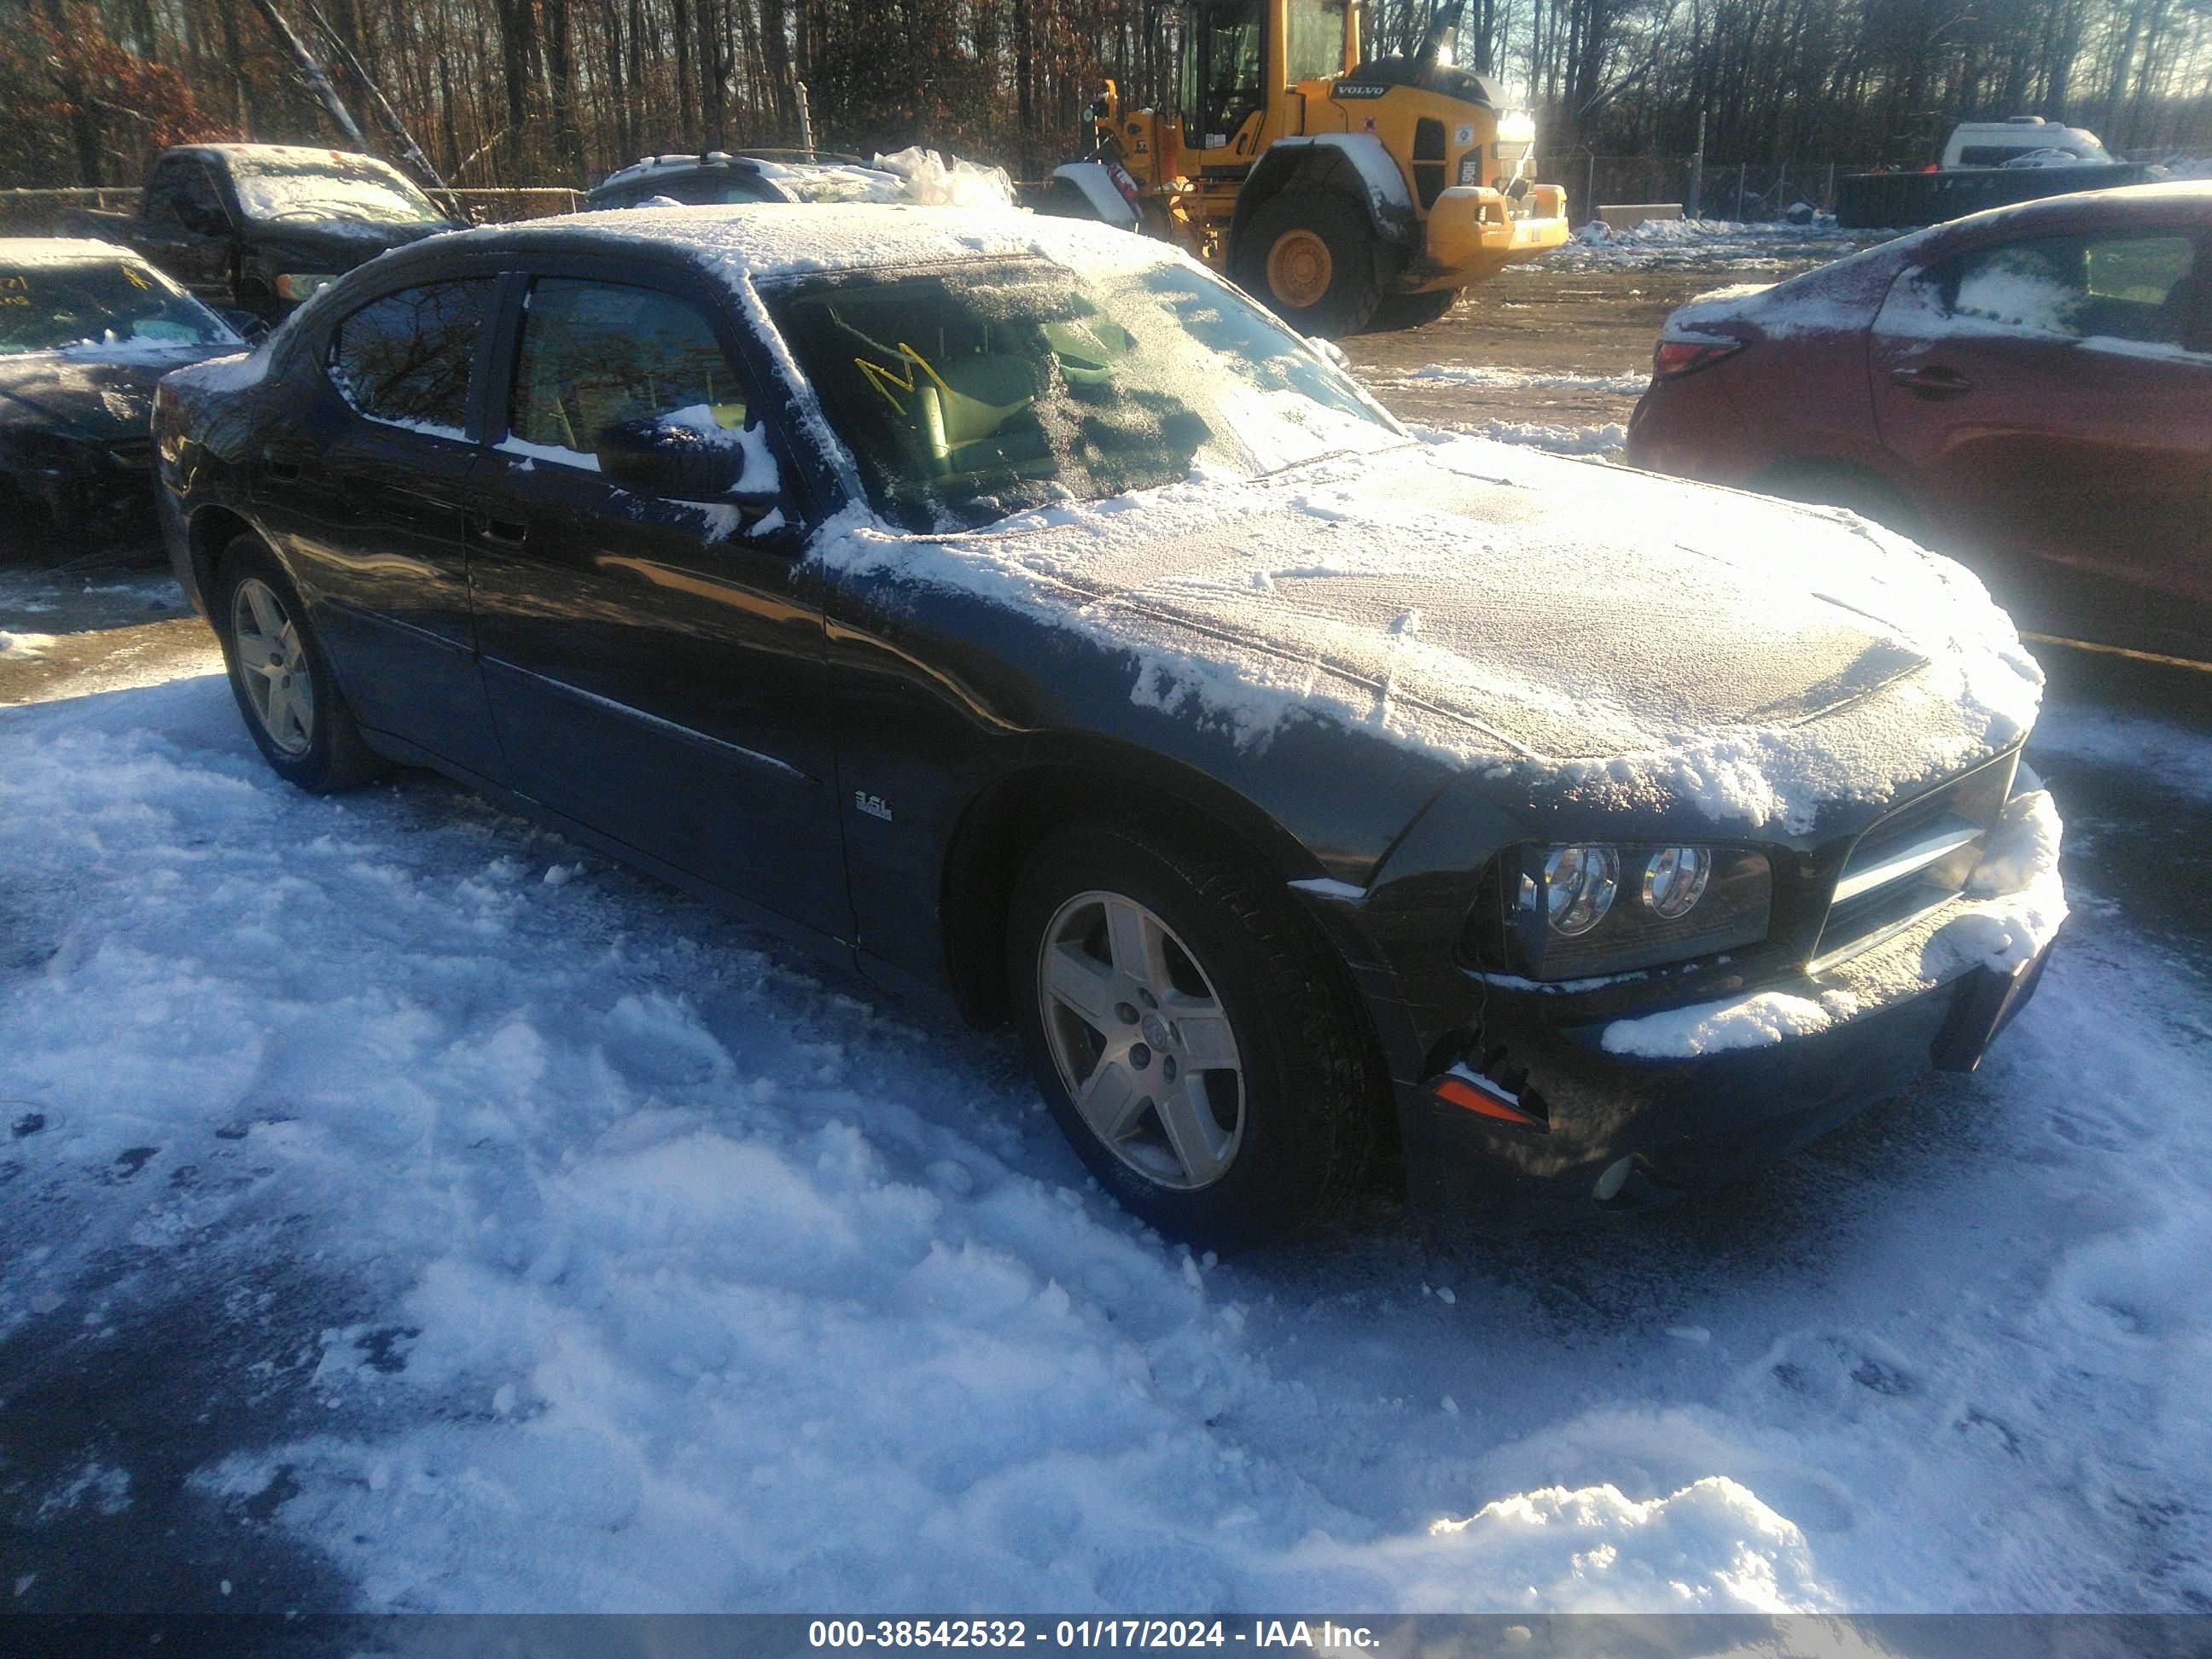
1008,819,1382,1250
1038,890,1245,1190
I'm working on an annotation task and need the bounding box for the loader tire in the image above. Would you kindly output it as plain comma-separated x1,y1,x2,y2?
1235,193,1382,339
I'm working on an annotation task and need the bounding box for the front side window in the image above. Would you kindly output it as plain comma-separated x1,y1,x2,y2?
1942,233,2199,348
328,278,491,436
0,257,238,356
771,254,1402,533
507,278,751,464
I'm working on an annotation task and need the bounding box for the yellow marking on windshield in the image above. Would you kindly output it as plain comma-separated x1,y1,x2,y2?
853,341,955,414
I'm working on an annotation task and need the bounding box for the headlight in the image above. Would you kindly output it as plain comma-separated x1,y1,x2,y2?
1543,845,1617,935
1642,846,1710,918
1491,841,1773,980
275,273,336,302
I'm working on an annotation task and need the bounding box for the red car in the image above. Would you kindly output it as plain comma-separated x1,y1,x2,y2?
1627,183,2212,667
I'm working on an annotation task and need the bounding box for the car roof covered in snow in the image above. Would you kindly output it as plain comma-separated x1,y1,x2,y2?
399,201,1185,284
1930,178,2212,240
169,143,416,172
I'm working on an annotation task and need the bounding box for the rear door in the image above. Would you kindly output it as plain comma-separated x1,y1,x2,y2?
250,272,507,777
1870,222,2212,659
464,263,848,937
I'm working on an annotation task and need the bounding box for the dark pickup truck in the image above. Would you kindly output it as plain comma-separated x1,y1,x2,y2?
61,143,459,323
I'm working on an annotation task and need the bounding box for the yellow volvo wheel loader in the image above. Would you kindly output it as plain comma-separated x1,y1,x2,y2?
1044,0,1569,335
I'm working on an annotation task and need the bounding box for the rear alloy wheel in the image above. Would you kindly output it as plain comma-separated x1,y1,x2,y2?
1235,193,1382,339
214,536,379,794
1008,819,1379,1250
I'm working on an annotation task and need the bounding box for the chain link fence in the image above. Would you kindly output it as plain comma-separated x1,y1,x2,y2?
0,185,583,236
1561,155,1879,222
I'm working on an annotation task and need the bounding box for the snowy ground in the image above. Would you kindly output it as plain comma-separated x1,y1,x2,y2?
6,632,2211,1617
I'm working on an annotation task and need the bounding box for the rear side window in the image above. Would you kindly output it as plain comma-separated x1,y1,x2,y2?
1939,233,2199,348
328,278,492,437
506,278,749,463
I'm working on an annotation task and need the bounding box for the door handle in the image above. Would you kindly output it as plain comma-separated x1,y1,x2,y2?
262,451,303,481
1890,365,1972,399
478,516,530,546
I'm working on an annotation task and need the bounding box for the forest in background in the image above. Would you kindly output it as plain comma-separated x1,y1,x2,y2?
1,0,2208,193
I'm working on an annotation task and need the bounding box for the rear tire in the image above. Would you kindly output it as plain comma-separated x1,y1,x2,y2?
213,535,380,794
1368,288,1460,332
1007,818,1380,1251
1234,193,1382,339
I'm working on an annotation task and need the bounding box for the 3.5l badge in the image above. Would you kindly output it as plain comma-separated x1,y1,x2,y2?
853,791,893,822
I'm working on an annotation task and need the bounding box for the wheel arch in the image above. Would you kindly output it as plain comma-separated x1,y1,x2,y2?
1229,134,1417,256
184,503,259,612
937,748,1330,1029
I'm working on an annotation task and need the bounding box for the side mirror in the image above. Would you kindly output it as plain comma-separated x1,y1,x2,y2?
178,200,231,236
220,309,269,341
596,416,747,499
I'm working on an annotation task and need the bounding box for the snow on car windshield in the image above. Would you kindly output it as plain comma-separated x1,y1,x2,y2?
230,154,448,228
0,257,236,356
772,259,1405,531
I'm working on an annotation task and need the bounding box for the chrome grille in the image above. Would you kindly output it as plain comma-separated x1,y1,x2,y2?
1809,754,2017,973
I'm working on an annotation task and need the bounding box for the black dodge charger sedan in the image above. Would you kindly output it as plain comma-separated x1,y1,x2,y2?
154,204,2066,1248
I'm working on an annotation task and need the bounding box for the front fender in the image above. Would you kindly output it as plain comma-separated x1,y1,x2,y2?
1231,134,1417,248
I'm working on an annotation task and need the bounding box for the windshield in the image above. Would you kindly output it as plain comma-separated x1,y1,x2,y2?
230,154,448,227
0,259,238,356
771,257,1403,532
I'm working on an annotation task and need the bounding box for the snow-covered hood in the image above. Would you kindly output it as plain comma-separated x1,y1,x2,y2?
836,439,2043,833
0,345,229,444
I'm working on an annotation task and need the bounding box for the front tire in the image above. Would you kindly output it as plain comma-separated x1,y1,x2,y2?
1234,193,1382,339
1007,819,1379,1251
213,535,379,793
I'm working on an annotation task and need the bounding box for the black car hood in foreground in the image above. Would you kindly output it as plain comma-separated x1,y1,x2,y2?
0,346,229,445
842,439,2046,836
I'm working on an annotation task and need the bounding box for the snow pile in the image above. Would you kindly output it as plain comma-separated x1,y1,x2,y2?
1604,988,1862,1059
870,146,1018,211
1329,1477,1831,1613
1464,418,1627,455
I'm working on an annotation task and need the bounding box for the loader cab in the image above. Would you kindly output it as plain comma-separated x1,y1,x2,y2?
1167,0,1359,165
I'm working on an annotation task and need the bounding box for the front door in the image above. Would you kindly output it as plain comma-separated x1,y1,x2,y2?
1870,225,2212,660
465,270,848,937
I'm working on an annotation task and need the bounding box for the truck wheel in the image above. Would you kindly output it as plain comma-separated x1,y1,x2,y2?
1369,288,1460,332
1235,194,1382,339
1007,818,1380,1252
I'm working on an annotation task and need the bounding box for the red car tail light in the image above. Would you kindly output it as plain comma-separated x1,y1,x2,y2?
1652,337,1745,381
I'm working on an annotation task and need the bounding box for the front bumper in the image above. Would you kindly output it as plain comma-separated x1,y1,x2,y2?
1396,871,2062,1227
1412,184,1569,291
